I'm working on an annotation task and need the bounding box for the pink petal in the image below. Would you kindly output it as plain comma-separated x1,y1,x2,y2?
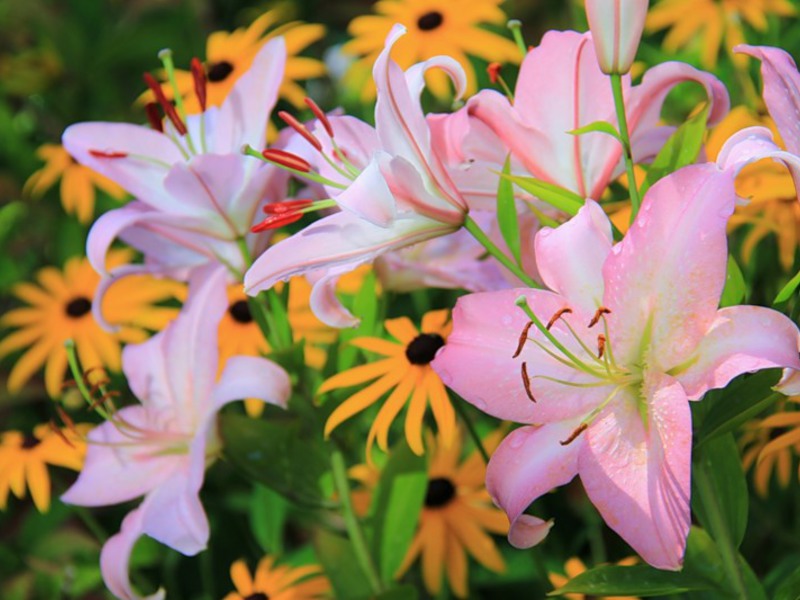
308,270,360,328
213,355,291,410
486,422,581,548
602,164,734,371
535,200,612,315
676,306,800,400
716,126,800,195
579,373,691,570
334,154,397,227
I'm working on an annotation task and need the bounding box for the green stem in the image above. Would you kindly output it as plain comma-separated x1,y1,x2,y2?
694,457,750,599
72,505,107,542
451,394,490,464
464,215,539,288
507,20,527,57
609,73,641,222
330,449,384,594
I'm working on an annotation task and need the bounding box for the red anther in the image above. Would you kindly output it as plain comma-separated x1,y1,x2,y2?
190,57,207,111
144,102,164,133
143,72,187,136
56,405,75,430
560,423,588,446
88,390,120,411
521,362,536,403
49,421,76,448
278,110,322,151
251,211,305,233
588,306,612,328
261,148,313,172
89,149,128,159
597,334,606,359
487,62,502,84
304,97,334,138
263,199,314,214
513,320,534,358
546,307,573,330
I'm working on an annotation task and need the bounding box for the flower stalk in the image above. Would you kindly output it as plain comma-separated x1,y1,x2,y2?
463,215,538,288
610,73,642,221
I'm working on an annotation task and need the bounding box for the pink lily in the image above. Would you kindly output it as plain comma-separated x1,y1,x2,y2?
65,38,288,290
61,266,290,600
585,0,649,75
432,158,800,568
244,24,470,327
467,30,730,200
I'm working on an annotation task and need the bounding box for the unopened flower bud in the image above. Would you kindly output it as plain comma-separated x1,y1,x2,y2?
585,0,648,75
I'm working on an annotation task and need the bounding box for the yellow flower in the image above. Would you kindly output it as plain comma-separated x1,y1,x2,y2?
143,8,325,112
646,0,796,68
343,0,520,101
24,144,126,223
706,106,800,271
0,423,92,512
223,555,330,600
0,251,182,398
319,309,454,456
395,429,508,598
549,557,639,600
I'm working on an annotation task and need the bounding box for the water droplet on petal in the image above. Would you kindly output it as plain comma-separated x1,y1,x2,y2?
473,397,488,411
508,433,524,449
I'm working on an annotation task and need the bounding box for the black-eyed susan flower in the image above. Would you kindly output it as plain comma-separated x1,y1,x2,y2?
319,309,453,456
24,144,126,223
0,251,181,398
395,429,508,598
0,423,91,512
223,555,330,600
548,557,639,600
342,0,520,101
646,0,796,68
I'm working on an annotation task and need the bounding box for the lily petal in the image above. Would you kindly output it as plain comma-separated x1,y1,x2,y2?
213,355,291,410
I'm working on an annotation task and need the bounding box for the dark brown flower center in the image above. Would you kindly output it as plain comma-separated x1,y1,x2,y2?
405,333,445,365
21,435,41,449
207,60,234,82
243,593,269,600
425,477,456,508
65,297,92,318
417,11,444,31
228,300,253,324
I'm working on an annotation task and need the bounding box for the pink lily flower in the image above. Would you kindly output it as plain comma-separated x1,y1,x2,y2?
585,0,649,75
467,30,730,200
61,266,290,600
432,157,800,568
244,24,470,327
65,38,288,289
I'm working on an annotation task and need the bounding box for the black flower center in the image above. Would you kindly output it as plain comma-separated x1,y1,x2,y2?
425,477,456,508
768,427,789,441
228,300,253,324
65,297,92,318
244,593,269,600
417,11,444,31
21,435,41,449
207,60,234,82
405,333,445,365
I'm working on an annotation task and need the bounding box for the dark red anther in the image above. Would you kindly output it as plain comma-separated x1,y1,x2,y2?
143,72,187,136
190,57,207,111
251,211,305,233
597,334,606,359
521,362,536,403
588,306,612,328
546,307,573,330
144,102,163,132
304,97,334,138
513,320,534,358
89,149,128,159
263,199,314,214
560,423,588,446
278,111,322,151
487,62,502,84
261,148,313,172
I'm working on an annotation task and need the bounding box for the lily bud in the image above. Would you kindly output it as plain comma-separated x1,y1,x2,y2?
585,0,648,75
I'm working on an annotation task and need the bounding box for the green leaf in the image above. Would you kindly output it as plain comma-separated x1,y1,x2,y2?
360,585,418,600
497,155,522,265
774,267,800,305
720,255,746,307
640,103,710,197
314,528,374,600
502,173,585,215
682,526,726,590
250,484,288,554
773,564,800,600
369,439,428,582
692,434,748,549
548,565,711,596
220,411,330,506
567,120,622,142
338,270,381,372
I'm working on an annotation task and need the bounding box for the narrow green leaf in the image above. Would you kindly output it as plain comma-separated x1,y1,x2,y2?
314,528,374,600
338,270,380,372
497,155,522,265
640,103,710,197
250,484,288,554
567,120,622,142
720,254,746,307
548,565,710,596
503,174,585,215
369,440,428,582
774,267,800,304
359,585,418,600
773,563,800,600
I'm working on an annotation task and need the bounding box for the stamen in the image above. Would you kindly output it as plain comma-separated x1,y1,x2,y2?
143,72,187,136
49,421,76,449
56,405,75,430
89,149,128,159
190,57,207,112
546,307,573,330
263,199,314,214
487,62,502,84
251,212,305,232
512,320,534,358
588,306,611,328
597,334,606,359
521,362,536,402
260,148,313,172
486,62,514,102
144,102,164,133
304,97,334,138
251,198,337,233
559,423,587,446
278,111,322,151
